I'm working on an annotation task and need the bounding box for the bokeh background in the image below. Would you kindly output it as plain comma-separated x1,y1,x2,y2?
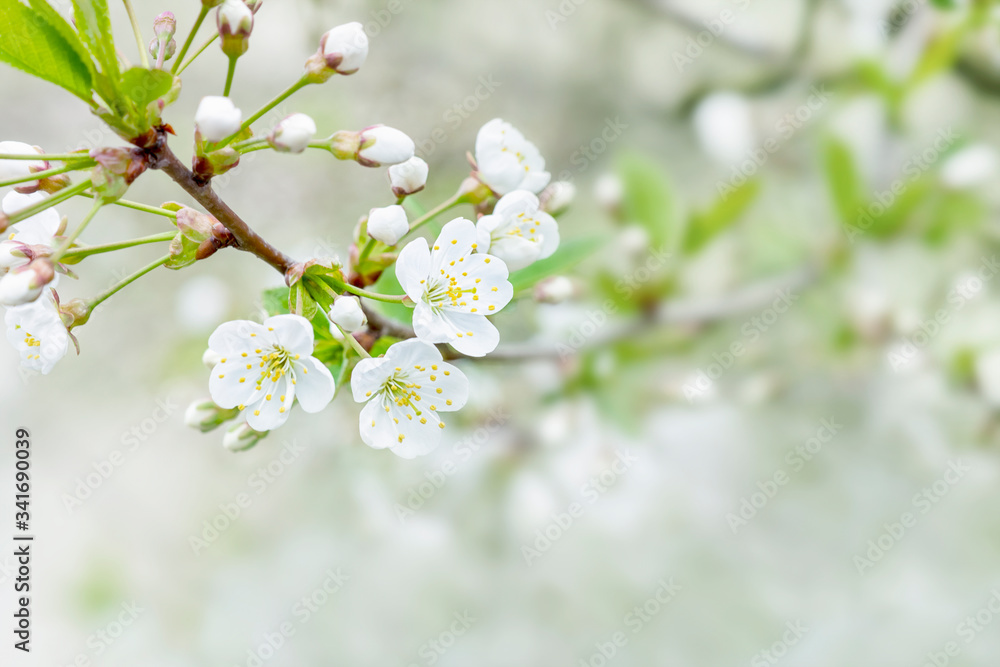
4,0,1000,664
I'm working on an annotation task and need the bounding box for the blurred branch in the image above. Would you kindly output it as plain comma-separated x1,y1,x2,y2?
361,265,818,362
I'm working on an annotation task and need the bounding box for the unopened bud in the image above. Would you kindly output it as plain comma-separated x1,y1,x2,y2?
535,276,575,304
268,113,316,153
153,11,176,40
539,181,575,216
217,0,254,58
388,156,428,197
186,398,241,433
306,22,368,82
149,36,177,62
90,147,146,204
366,205,409,246
195,96,242,142
222,421,267,452
328,295,367,333
0,258,54,306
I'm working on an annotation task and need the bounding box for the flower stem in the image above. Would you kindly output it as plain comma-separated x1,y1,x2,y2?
404,194,462,237
62,232,176,260
6,180,91,225
122,0,150,69
0,152,90,161
76,192,179,220
223,56,238,97
176,32,218,75
218,76,310,148
0,161,93,188
86,255,169,311
338,325,372,359
172,5,210,75
50,201,103,263
339,283,409,304
357,238,377,265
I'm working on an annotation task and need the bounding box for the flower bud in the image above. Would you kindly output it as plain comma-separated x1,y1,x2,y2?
328,295,367,333
89,147,146,204
328,126,414,168
539,181,575,216
0,258,54,306
534,276,575,304
195,96,242,142
244,0,263,13
388,156,428,197
185,398,241,433
202,348,224,368
268,113,316,153
0,141,47,193
149,36,177,62
222,421,267,452
366,205,409,246
306,22,368,82
595,173,623,213
153,11,176,40
217,0,254,57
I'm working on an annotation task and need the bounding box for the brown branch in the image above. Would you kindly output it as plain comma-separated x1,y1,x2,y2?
149,135,296,275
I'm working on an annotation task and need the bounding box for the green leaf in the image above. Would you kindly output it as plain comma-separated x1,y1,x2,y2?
261,287,291,317
823,137,865,226
618,152,678,249
684,180,760,255
72,0,118,76
508,236,605,293
120,67,174,107
0,0,94,101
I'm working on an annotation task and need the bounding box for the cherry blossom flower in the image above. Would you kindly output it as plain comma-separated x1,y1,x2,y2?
367,204,409,246
195,96,242,142
351,338,469,458
269,113,316,153
328,295,366,333
321,22,368,75
206,314,335,431
0,191,61,274
4,287,68,374
475,190,559,271
396,218,513,356
0,141,46,192
474,119,550,195
388,156,428,197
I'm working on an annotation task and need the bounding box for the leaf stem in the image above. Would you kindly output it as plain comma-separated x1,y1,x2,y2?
62,232,176,260
404,194,462,237
86,255,170,311
0,153,90,161
122,0,150,69
357,238,377,265
172,5,210,75
337,325,372,358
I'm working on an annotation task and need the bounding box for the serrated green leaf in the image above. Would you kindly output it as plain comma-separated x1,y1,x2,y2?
120,67,174,107
71,0,120,94
0,0,93,101
684,180,760,255
508,237,605,293
261,287,291,317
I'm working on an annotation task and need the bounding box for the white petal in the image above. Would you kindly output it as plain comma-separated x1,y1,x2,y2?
430,218,478,270
441,311,501,357
359,398,395,450
208,320,271,355
209,358,259,409
266,314,314,355
351,356,391,402
292,357,335,413
245,375,294,431
395,237,431,301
